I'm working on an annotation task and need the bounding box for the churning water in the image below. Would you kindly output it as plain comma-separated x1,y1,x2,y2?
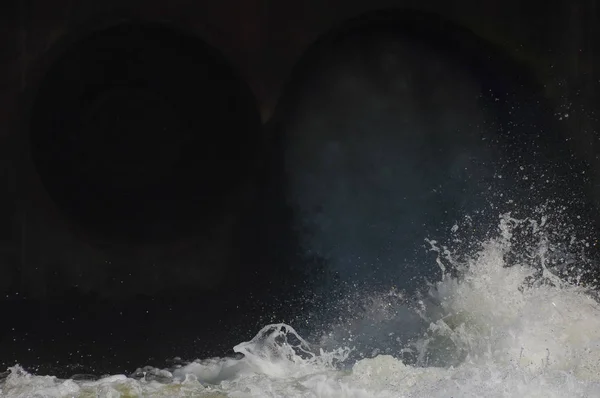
2,208,600,397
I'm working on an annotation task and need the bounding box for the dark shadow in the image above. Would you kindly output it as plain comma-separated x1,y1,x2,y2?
29,21,261,245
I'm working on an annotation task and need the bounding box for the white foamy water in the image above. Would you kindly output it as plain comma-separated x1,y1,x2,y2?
2,212,600,397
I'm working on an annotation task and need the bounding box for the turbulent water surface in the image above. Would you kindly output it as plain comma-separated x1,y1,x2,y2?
2,210,600,397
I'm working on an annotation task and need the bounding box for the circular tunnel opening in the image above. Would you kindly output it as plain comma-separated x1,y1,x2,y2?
29,21,261,244
269,8,595,339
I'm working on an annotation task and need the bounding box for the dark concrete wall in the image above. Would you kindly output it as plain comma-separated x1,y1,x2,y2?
3,0,598,120
0,0,598,299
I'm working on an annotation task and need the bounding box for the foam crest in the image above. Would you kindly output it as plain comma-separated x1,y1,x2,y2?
418,212,600,377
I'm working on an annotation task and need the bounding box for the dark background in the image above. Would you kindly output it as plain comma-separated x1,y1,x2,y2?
0,0,598,378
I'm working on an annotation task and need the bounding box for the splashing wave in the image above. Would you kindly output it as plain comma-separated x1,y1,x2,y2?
2,211,600,397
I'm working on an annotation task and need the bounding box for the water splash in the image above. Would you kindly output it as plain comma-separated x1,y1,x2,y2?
2,210,600,397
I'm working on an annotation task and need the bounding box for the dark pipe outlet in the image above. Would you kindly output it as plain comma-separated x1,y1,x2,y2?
270,9,597,337
29,21,261,244
0,20,274,376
